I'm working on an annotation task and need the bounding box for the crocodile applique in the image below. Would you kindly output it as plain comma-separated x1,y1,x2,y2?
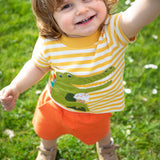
51,66,115,112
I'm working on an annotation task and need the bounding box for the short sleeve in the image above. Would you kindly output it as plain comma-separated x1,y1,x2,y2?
32,37,50,68
105,13,136,44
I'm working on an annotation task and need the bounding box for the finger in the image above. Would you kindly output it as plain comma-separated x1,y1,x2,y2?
0,90,4,100
2,102,15,111
1,86,14,98
1,95,13,103
4,106,15,111
1,88,11,99
1,96,15,111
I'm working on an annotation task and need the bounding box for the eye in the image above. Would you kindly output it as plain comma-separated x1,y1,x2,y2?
61,4,72,10
59,74,62,78
83,0,92,2
67,74,71,78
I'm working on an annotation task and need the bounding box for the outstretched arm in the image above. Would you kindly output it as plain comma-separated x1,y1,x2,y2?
9,60,49,93
0,60,50,111
121,0,160,39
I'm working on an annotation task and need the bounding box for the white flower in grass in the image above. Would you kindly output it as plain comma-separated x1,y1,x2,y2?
144,64,158,69
152,89,158,95
152,34,158,40
4,129,15,139
123,81,126,86
125,0,131,5
128,56,134,63
126,129,131,135
128,125,132,128
142,97,148,102
35,90,42,95
129,115,134,119
124,88,131,94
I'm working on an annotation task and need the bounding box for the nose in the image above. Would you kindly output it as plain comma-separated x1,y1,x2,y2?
76,4,89,16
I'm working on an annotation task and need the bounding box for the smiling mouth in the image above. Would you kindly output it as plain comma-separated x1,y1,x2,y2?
76,15,95,25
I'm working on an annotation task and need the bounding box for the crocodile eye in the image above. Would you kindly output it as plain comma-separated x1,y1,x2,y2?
67,74,71,78
59,74,62,78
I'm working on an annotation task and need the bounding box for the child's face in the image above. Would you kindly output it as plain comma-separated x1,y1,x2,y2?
54,0,107,37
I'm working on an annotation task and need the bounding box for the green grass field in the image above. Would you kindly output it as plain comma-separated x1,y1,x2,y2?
0,0,160,159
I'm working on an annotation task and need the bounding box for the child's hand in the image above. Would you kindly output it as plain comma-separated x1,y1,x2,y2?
0,85,20,111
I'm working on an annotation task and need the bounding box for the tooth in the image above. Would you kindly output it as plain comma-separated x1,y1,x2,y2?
83,18,88,22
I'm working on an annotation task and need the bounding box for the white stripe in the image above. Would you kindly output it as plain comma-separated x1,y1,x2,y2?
89,78,123,99
115,13,129,43
89,89,124,105
33,59,49,67
44,48,95,56
49,42,124,67
56,48,124,76
89,95,124,109
44,43,66,49
91,102,125,112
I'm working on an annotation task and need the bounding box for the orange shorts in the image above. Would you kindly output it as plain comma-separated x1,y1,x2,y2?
32,88,112,145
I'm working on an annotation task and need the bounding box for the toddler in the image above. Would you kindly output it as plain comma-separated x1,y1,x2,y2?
0,0,160,159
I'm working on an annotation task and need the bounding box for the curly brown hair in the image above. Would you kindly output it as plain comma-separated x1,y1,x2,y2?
31,0,118,39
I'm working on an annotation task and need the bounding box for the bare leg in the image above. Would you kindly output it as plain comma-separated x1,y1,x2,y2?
96,130,119,160
40,138,57,150
36,138,57,160
98,130,111,147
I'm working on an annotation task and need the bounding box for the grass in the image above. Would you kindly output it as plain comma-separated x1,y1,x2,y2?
0,0,160,159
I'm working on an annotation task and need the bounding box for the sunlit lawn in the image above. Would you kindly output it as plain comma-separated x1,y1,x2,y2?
0,0,160,159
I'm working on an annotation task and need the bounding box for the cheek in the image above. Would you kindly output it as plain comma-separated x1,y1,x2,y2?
57,15,73,32
96,3,107,19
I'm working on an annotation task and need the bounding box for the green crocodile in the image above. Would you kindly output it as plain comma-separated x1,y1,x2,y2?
51,66,115,111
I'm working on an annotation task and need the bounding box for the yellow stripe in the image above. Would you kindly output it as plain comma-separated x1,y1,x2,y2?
91,104,124,113
90,97,124,108
43,40,58,45
89,61,124,96
88,82,123,102
117,14,130,44
44,44,97,53
33,60,49,68
49,51,96,59
72,58,124,90
88,86,123,102
89,72,123,96
89,100,124,110
48,44,124,69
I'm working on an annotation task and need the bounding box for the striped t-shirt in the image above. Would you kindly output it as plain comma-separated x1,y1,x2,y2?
32,13,134,113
